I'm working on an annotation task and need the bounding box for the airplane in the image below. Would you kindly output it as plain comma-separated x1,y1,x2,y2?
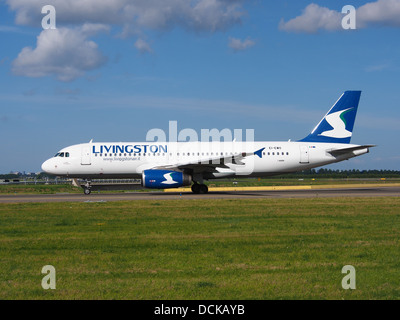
41,91,374,194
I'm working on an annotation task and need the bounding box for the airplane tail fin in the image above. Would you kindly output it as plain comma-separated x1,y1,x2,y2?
299,91,361,144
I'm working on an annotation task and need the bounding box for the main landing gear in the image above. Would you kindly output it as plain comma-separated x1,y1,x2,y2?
83,180,92,195
191,183,208,194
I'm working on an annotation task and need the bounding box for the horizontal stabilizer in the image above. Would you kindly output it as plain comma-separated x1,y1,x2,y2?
327,145,376,156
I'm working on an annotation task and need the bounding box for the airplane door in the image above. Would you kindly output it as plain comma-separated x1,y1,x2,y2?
81,145,91,165
299,145,309,164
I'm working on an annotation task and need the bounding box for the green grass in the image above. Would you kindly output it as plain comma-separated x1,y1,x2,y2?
1,197,399,299
0,184,81,195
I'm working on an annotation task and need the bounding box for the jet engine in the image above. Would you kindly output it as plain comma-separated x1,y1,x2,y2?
142,170,192,189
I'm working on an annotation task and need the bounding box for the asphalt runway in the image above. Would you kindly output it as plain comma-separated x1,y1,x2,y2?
0,186,399,203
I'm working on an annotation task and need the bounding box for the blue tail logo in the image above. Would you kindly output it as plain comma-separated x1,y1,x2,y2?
319,107,353,139
299,91,361,144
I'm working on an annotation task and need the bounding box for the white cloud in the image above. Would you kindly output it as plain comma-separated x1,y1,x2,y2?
6,0,245,33
6,0,127,27
280,0,400,33
357,0,400,27
365,63,391,72
134,38,153,54
279,4,342,33
80,23,111,36
228,37,255,52
6,0,246,81
12,27,107,81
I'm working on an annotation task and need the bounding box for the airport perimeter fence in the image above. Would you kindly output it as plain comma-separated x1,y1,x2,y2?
0,179,141,185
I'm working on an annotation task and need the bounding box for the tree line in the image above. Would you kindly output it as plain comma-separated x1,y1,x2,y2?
274,169,400,179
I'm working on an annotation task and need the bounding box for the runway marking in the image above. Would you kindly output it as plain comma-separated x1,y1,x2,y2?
164,183,400,193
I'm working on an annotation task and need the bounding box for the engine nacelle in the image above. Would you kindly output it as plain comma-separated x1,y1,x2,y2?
142,170,192,189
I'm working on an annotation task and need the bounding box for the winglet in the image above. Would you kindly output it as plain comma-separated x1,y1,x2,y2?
254,147,265,158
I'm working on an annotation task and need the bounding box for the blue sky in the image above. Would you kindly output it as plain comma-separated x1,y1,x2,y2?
1,0,399,172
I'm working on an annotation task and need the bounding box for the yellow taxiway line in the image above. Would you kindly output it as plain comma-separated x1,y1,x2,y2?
164,183,400,192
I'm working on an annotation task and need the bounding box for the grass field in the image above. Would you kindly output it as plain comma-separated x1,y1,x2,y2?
1,197,399,299
0,184,81,194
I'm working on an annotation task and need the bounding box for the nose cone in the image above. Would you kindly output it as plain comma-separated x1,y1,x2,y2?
41,159,53,173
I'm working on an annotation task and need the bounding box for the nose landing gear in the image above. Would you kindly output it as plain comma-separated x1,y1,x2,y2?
83,180,92,195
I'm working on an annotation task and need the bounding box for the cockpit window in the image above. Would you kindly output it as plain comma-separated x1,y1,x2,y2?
54,152,70,157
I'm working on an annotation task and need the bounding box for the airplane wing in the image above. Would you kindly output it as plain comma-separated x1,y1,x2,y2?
327,145,376,156
152,147,265,173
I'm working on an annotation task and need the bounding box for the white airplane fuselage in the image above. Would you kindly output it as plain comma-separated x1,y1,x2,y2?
41,141,369,179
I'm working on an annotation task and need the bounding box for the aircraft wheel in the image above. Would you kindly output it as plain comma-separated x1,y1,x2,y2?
199,184,208,194
191,183,200,194
84,188,91,195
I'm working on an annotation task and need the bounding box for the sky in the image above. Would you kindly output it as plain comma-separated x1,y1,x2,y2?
0,0,399,173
